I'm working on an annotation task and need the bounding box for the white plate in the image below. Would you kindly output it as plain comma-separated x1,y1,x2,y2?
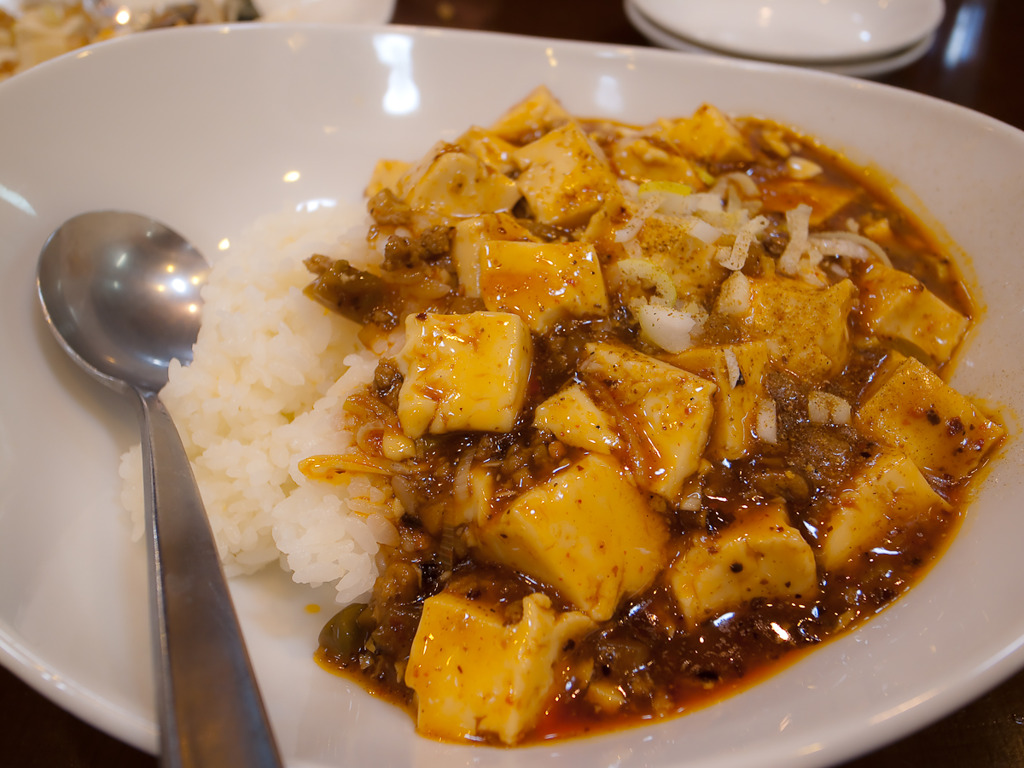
2,23,1024,768
626,0,938,78
632,0,944,63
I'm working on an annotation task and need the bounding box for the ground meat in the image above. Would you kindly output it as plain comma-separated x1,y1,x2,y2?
382,225,454,271
372,358,403,412
303,255,399,328
368,188,413,226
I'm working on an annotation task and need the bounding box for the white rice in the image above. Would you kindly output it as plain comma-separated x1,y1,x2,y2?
119,203,400,603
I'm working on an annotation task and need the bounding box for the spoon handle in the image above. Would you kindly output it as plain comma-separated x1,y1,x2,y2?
135,388,283,768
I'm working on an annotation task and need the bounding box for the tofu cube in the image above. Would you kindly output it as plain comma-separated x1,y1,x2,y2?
650,104,753,164
669,501,818,628
513,122,619,228
670,340,771,461
489,85,573,144
365,158,410,197
580,197,635,260
475,452,670,621
718,275,857,381
610,136,703,187
451,213,538,298
533,383,619,454
396,312,532,438
580,342,716,500
480,240,610,332
456,125,519,174
855,353,1004,485
405,591,593,745
398,142,521,217
816,445,950,572
857,265,969,365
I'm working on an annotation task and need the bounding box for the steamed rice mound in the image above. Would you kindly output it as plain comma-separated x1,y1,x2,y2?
119,204,400,603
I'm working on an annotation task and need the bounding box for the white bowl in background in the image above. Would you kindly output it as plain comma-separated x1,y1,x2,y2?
624,0,938,77
632,0,945,63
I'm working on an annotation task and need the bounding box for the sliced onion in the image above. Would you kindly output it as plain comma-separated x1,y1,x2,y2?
809,230,892,268
654,191,723,217
808,236,870,261
616,258,677,304
684,217,723,245
721,214,768,271
779,203,812,275
634,302,698,354
714,245,733,268
807,391,852,425
715,269,751,316
639,179,694,198
698,207,753,234
298,452,402,481
785,156,823,180
614,194,660,243
355,420,385,454
711,171,759,199
638,179,702,219
452,448,477,504
391,474,417,515
756,398,778,444
617,177,640,200
725,185,743,213
724,349,741,389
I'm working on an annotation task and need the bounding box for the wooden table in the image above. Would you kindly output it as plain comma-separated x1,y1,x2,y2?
4,0,1023,765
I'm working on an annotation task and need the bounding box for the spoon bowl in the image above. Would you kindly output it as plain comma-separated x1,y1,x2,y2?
37,211,208,393
37,210,282,768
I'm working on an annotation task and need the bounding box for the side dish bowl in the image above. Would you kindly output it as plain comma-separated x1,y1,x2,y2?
1,23,1023,768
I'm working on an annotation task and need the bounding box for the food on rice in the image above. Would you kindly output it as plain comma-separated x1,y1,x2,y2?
125,86,1004,746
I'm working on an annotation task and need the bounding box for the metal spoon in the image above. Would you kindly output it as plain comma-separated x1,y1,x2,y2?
36,210,283,768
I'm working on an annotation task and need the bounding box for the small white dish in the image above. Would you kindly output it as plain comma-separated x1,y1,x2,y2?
632,0,944,63
625,0,937,77
2,23,1024,768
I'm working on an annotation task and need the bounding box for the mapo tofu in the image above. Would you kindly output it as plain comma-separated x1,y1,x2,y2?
302,87,1004,746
